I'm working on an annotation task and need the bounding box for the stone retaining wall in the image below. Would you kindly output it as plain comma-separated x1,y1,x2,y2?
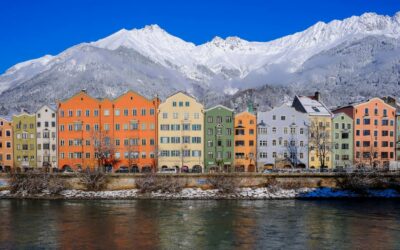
1,173,400,190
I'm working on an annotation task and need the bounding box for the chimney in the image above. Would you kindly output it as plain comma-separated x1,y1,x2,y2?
314,92,321,102
81,89,87,93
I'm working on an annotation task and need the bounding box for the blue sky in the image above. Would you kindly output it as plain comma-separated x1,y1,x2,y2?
0,0,398,73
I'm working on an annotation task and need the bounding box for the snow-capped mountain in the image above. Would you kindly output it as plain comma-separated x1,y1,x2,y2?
0,11,399,114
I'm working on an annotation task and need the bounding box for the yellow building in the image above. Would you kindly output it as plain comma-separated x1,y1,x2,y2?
12,112,37,169
157,92,204,173
292,92,333,169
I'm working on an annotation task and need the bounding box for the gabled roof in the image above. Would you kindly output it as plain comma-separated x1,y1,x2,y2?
333,112,352,120
294,95,332,116
165,90,198,102
234,111,256,118
113,89,157,103
58,90,100,104
36,104,56,113
205,104,234,112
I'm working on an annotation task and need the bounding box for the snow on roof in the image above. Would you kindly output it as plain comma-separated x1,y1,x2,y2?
298,96,331,116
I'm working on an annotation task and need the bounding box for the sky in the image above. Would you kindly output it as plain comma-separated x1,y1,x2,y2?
0,0,399,73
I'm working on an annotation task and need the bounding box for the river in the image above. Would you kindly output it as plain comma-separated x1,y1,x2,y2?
0,199,399,249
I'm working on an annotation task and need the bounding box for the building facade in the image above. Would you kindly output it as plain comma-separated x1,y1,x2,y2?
58,90,159,172
0,118,13,170
292,93,333,169
234,111,257,172
36,105,57,168
332,113,353,169
257,104,309,170
112,91,159,172
13,112,37,169
157,92,204,172
204,105,234,172
335,98,396,167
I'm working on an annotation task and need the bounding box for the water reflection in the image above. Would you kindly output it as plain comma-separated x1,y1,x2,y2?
0,199,400,249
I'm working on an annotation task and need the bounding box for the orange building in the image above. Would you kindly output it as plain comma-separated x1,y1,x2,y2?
234,111,257,172
57,90,159,172
0,117,13,171
334,98,396,168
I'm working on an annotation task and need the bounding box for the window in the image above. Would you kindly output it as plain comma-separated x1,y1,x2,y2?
207,116,213,123
382,120,389,126
123,109,128,116
115,109,120,116
363,118,370,125
179,102,183,107
185,101,190,107
141,109,146,116
162,112,168,119
132,109,137,116
192,124,201,131
281,116,285,120
226,116,232,123
76,110,82,117
183,124,190,131
172,101,177,107
104,109,110,116
272,127,276,134
182,136,190,144
192,137,201,143
94,110,99,117
160,124,169,130
363,130,370,136
85,110,90,116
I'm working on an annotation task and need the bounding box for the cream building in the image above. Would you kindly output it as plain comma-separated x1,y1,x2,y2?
157,92,204,173
36,105,57,168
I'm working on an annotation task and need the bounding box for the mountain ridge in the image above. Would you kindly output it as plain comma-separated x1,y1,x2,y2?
0,11,399,114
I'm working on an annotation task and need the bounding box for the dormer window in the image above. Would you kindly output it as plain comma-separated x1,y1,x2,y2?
312,107,320,112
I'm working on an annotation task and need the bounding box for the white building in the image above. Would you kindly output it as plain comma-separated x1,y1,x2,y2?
257,104,310,169
36,105,57,168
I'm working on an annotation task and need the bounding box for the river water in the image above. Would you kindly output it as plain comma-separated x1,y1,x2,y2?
0,199,399,249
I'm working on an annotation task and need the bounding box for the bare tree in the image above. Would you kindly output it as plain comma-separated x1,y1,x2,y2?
309,121,332,170
91,130,120,171
355,143,380,168
125,138,139,169
284,134,308,168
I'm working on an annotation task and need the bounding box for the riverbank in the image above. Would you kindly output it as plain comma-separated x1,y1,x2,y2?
1,187,399,200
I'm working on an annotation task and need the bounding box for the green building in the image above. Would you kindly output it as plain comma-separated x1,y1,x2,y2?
332,112,353,169
13,112,37,169
204,105,235,172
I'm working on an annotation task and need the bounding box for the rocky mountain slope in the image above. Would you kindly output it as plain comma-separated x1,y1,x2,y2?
0,12,399,114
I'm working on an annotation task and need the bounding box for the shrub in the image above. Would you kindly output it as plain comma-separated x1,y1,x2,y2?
207,174,238,193
336,173,386,194
9,170,67,195
135,173,186,193
79,169,108,191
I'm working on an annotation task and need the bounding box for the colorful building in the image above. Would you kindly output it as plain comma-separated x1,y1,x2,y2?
36,105,57,168
57,90,159,172
234,111,257,172
0,117,13,171
335,97,396,168
157,92,204,173
257,104,309,170
204,105,234,172
331,113,353,169
112,91,159,172
13,112,37,169
292,92,333,169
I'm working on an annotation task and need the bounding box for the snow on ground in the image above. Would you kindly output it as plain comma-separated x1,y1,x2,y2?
1,188,399,200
